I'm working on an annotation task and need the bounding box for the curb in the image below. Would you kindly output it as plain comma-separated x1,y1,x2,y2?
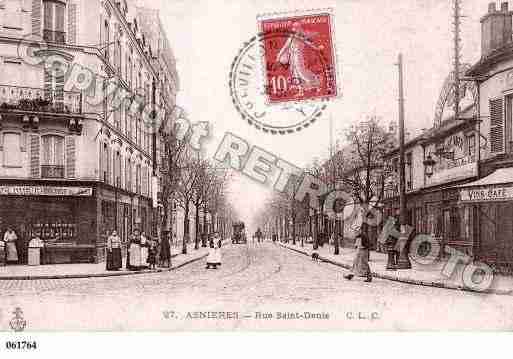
278,243,513,296
0,252,208,281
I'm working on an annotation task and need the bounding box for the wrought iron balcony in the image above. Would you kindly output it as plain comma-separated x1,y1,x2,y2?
41,165,65,179
0,85,82,114
43,29,66,44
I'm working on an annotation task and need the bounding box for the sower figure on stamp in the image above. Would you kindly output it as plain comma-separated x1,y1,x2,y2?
276,22,322,97
344,223,372,283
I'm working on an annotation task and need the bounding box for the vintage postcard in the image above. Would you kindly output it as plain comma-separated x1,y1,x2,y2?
1,0,513,347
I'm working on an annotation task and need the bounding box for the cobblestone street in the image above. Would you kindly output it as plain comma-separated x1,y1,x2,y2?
1,243,512,331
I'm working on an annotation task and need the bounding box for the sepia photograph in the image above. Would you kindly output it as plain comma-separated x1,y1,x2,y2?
0,0,512,353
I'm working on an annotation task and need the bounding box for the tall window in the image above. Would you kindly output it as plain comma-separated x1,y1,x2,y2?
43,0,66,44
406,152,413,191
467,133,476,159
115,151,121,187
2,133,22,168
42,135,64,178
101,143,109,182
104,20,110,60
136,164,141,194
3,0,23,30
125,158,132,191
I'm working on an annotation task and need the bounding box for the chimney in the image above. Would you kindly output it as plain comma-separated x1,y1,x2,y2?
481,2,513,58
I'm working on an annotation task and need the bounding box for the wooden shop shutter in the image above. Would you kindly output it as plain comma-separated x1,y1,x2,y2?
67,2,77,45
30,134,40,177
66,136,76,178
31,0,42,35
489,98,504,153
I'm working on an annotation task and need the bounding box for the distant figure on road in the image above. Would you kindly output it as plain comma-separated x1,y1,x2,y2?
256,228,263,243
206,235,222,269
344,224,372,282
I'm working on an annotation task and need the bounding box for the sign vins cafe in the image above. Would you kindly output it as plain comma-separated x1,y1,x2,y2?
460,185,513,202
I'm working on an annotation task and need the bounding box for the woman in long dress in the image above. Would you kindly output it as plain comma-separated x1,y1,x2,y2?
3,227,18,264
344,224,372,282
106,230,122,271
127,230,142,271
140,231,149,269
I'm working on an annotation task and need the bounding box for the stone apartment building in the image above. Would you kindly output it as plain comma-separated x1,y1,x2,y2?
0,0,178,264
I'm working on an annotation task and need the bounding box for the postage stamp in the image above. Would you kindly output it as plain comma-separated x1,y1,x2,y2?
258,10,338,103
229,31,328,134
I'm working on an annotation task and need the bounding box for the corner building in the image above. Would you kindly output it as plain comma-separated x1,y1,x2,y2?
0,0,178,264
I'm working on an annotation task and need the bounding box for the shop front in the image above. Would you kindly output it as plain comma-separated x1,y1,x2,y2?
458,167,513,274
0,183,97,264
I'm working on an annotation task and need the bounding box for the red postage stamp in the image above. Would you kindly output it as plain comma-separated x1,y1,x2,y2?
258,11,338,104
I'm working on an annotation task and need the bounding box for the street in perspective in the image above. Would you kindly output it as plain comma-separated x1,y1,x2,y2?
1,0,513,333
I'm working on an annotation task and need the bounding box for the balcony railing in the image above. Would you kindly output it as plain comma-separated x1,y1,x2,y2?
43,29,66,44
41,165,65,179
0,85,82,114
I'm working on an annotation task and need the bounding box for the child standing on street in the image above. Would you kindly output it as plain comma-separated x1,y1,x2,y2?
147,240,157,270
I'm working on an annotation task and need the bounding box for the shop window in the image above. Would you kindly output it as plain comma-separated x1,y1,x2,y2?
43,0,66,44
41,135,64,178
2,132,22,168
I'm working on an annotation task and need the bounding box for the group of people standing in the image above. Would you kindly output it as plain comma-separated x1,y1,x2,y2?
106,229,172,271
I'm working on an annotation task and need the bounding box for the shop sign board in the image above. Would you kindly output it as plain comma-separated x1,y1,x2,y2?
0,185,93,197
460,185,513,202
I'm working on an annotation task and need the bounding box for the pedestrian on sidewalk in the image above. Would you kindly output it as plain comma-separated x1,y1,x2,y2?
106,230,122,271
0,238,5,266
344,223,372,282
3,227,18,264
159,230,171,268
140,231,149,269
127,229,142,271
147,239,157,270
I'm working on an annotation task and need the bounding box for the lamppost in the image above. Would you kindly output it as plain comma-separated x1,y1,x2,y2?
396,53,412,269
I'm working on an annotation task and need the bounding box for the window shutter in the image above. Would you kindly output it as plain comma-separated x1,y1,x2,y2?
30,134,40,177
67,2,77,45
31,0,41,35
490,98,504,153
66,136,76,178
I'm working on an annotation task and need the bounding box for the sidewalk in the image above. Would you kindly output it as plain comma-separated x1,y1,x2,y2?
0,244,209,280
278,241,513,295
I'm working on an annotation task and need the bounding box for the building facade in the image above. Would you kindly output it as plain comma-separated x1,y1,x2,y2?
0,0,178,264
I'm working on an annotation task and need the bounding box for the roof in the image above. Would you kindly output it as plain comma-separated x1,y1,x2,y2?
466,43,513,77
457,168,513,188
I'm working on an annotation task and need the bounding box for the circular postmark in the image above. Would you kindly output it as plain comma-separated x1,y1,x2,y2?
229,31,332,134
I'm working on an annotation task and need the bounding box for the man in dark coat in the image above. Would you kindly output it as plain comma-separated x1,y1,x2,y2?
159,231,171,268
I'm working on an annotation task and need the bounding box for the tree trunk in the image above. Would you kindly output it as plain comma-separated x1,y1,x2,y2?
194,202,200,250
334,218,340,255
202,204,207,247
292,214,296,245
313,209,319,250
183,202,189,254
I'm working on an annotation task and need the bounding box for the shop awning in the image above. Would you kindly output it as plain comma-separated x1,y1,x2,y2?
457,168,513,188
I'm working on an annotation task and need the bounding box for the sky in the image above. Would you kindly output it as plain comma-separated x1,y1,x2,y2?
138,0,489,224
